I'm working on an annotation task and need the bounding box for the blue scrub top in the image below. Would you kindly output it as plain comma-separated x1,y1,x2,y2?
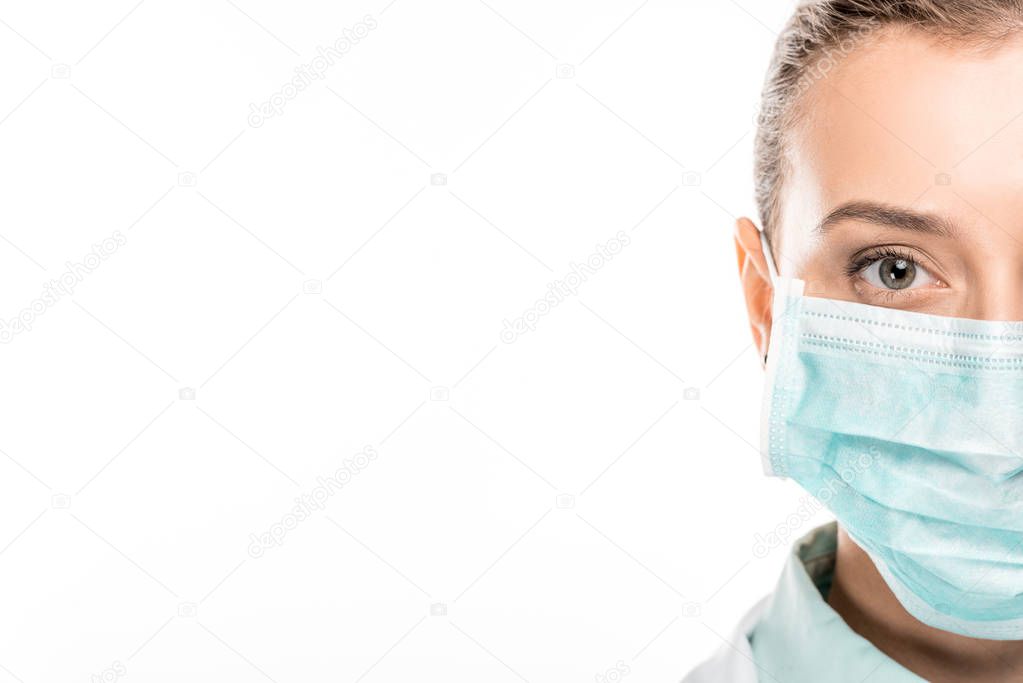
749,521,925,682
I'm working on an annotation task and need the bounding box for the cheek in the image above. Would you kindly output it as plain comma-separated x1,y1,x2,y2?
786,251,850,299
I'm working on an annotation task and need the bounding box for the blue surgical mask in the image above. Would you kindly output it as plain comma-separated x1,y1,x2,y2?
759,231,1023,640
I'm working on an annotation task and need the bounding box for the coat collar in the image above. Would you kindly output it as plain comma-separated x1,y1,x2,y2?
683,522,925,682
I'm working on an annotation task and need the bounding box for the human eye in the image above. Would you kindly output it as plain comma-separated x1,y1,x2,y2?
845,246,942,299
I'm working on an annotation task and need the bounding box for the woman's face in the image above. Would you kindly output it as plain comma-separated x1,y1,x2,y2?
768,28,1023,322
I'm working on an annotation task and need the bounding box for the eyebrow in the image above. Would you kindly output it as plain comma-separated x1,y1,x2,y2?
816,201,959,238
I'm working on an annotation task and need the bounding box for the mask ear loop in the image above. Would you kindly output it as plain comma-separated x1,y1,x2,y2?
758,230,778,364
759,229,779,284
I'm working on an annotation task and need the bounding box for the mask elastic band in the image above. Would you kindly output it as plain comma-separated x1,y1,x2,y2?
759,229,779,283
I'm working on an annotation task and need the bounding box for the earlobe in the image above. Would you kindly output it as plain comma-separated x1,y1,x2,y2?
733,217,774,366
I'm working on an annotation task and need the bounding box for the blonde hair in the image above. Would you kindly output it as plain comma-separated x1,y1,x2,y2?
754,0,1023,241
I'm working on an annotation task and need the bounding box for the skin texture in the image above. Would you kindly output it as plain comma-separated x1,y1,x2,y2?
736,26,1023,681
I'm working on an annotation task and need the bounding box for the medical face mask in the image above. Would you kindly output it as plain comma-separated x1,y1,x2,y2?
759,232,1023,640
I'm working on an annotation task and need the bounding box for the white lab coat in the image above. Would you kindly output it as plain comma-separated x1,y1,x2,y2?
680,595,768,683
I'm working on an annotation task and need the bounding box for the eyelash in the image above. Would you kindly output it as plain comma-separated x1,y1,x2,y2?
844,246,918,279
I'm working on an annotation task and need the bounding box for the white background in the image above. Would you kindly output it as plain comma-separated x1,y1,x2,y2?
0,1,830,680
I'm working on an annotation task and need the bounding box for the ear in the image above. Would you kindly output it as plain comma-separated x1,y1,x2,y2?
734,217,773,366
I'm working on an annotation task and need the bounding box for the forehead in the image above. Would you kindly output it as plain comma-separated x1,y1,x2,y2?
784,28,1023,238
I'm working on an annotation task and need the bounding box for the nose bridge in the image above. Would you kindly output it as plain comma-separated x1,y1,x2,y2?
967,259,1023,321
